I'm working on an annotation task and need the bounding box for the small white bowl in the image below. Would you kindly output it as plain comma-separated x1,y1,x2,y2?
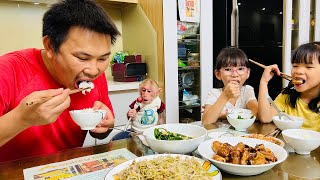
282,129,320,155
69,109,106,130
227,113,256,131
143,123,207,154
272,115,303,130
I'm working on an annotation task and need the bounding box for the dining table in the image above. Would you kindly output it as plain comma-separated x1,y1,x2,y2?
0,121,319,180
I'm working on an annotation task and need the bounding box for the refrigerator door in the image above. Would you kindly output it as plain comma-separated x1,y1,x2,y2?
213,0,283,99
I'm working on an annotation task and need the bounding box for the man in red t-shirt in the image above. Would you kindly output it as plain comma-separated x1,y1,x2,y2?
0,0,120,162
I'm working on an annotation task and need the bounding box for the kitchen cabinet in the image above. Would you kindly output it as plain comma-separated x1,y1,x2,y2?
163,0,213,124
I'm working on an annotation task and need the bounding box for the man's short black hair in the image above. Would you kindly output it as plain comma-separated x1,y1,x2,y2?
42,0,120,52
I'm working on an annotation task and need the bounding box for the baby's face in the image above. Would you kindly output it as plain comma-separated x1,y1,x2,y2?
217,66,250,86
139,83,158,104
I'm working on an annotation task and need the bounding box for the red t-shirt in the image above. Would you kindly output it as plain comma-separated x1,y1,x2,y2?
0,48,113,162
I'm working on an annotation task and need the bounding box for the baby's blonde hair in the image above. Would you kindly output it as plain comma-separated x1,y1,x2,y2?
139,79,160,90
139,79,161,99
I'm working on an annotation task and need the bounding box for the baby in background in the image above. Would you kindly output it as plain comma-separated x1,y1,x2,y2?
127,79,165,132
111,79,165,141
202,47,258,125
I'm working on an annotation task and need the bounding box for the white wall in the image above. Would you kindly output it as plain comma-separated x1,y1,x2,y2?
0,2,46,55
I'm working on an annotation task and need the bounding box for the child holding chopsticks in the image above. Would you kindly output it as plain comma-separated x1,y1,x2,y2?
202,47,258,125
258,42,320,132
112,79,165,140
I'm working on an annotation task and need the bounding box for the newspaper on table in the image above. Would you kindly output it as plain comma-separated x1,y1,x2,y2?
23,148,137,180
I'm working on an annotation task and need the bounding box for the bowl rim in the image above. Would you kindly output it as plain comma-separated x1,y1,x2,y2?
227,108,252,114
282,129,320,141
69,109,107,114
272,115,304,122
227,114,256,120
143,123,208,142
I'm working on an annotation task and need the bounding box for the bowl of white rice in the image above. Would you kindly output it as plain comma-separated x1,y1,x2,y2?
272,115,303,130
69,108,106,130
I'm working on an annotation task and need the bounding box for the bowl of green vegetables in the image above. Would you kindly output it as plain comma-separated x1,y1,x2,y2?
143,123,207,154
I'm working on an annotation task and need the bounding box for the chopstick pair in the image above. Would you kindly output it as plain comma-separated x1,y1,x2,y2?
248,59,304,84
26,87,90,106
265,128,281,137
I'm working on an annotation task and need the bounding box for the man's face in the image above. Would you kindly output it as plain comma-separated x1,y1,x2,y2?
46,27,112,89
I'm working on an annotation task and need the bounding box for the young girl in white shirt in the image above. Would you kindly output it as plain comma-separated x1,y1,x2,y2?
202,47,258,125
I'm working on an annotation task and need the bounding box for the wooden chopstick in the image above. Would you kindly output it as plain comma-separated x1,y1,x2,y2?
265,128,280,137
248,59,267,68
26,87,90,106
248,59,293,81
273,129,281,138
249,59,305,84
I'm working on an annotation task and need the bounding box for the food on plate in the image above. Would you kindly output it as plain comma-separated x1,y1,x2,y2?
211,141,277,165
79,81,94,95
154,128,192,140
81,108,96,112
243,134,282,146
113,156,211,180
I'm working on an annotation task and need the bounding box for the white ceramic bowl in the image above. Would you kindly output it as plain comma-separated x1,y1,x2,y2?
69,109,106,130
272,115,304,130
227,113,255,131
282,129,320,155
198,137,288,176
143,123,207,154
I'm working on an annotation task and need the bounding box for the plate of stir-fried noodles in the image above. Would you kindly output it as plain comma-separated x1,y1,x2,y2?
105,154,222,180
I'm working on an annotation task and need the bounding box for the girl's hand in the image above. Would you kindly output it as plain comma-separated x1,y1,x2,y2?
223,80,240,99
260,64,281,83
90,101,114,133
17,88,71,127
127,109,137,119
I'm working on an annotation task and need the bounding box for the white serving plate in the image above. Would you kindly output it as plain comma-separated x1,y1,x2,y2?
198,137,287,176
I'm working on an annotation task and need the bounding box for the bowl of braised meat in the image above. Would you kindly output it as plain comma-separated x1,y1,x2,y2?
197,137,287,176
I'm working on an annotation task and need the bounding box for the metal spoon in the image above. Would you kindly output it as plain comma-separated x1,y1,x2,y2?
265,94,295,121
109,127,143,136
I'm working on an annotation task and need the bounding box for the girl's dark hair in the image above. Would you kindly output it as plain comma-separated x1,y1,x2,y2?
282,41,320,113
42,0,120,53
215,47,250,70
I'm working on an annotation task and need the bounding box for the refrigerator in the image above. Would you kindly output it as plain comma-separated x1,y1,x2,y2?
213,0,283,99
